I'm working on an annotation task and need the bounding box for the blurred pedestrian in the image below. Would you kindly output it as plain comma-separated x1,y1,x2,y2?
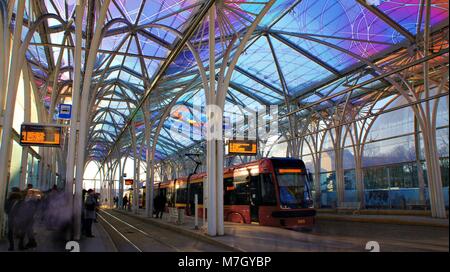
122,195,128,210
84,189,97,237
4,187,23,251
20,189,41,249
81,189,87,235
154,193,166,219
10,188,42,250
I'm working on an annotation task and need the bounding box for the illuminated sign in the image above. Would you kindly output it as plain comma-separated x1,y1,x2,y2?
58,104,72,119
228,140,257,155
234,166,259,177
20,124,62,147
125,179,134,186
278,169,303,174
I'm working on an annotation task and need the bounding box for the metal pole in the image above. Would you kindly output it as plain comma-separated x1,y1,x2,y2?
203,176,207,229
194,194,198,230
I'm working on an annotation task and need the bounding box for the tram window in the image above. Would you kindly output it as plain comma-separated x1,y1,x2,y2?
260,174,276,205
160,188,167,197
189,182,203,205
176,188,187,203
224,178,234,205
232,176,250,205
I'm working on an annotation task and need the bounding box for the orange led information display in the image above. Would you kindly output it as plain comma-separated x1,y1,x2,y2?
20,124,62,147
278,168,303,174
228,140,257,155
125,179,134,186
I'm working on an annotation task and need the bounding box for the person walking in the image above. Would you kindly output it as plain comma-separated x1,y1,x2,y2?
81,189,87,235
4,187,23,251
20,188,41,249
113,196,118,208
122,195,128,210
84,189,97,237
154,193,166,219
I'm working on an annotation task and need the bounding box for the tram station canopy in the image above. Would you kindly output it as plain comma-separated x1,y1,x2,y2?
13,0,449,164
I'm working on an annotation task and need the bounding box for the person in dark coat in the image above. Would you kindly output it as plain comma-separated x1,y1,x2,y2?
4,187,23,251
122,195,128,210
81,189,87,235
84,189,97,237
19,188,41,249
160,194,167,219
154,193,166,219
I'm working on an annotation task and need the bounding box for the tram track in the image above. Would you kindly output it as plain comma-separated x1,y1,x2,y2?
97,209,231,252
96,212,143,252
97,210,181,252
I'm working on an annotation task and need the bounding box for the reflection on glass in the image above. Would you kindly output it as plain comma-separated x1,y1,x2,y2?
277,173,310,209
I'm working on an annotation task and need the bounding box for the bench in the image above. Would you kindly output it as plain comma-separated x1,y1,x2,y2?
337,202,361,215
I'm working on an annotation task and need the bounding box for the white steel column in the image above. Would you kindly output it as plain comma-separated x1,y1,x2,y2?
0,0,25,238
131,125,139,213
204,0,276,236
73,0,110,240
144,107,154,217
66,0,85,240
118,155,126,209
206,4,217,236
422,0,446,218
19,67,32,190
0,0,10,122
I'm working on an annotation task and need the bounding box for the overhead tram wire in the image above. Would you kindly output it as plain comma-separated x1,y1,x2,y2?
99,0,216,166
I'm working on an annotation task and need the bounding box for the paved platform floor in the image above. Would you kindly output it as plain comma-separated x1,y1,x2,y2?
0,219,117,252
317,213,449,227
116,208,449,252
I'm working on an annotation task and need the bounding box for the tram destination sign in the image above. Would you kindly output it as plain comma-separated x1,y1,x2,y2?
20,123,62,147
228,140,257,155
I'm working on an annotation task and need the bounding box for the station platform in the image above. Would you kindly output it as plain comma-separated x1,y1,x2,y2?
113,208,449,252
0,217,117,252
316,210,449,228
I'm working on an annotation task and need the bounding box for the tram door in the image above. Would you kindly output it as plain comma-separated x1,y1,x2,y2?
249,175,261,223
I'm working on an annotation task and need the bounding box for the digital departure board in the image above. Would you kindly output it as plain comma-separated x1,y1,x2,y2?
20,124,62,147
228,140,257,155
125,179,134,186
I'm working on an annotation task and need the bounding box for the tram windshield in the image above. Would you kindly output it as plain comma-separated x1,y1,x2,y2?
276,169,310,209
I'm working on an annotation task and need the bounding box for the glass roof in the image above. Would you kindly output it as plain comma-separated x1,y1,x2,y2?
12,0,449,163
